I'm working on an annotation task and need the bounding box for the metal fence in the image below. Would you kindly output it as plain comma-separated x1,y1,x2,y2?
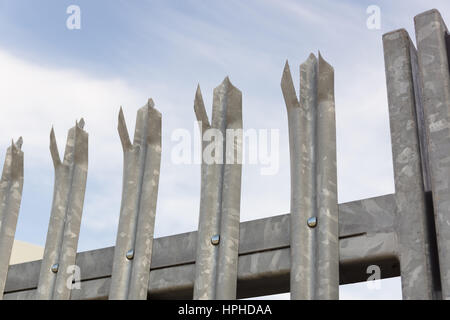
0,9,450,300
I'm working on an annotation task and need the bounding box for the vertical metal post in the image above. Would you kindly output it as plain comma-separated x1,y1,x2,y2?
315,53,339,300
109,99,162,300
36,120,88,300
383,29,435,299
282,53,338,300
415,9,450,299
193,78,242,300
282,55,317,300
216,79,242,300
0,138,24,299
193,85,219,300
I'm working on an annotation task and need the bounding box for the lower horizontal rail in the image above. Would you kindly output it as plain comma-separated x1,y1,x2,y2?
4,195,399,299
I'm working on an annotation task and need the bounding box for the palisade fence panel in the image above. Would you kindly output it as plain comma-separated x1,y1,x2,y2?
1,9,450,300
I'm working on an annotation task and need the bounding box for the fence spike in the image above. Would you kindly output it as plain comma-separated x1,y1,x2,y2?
0,139,24,299
285,54,317,300
315,53,339,299
36,121,88,300
193,77,242,300
216,78,242,300
283,53,338,300
109,100,162,300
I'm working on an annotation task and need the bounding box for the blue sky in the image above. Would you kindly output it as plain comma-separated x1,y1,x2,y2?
1,0,449,299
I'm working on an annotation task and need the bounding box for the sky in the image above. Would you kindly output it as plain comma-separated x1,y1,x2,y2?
1,0,449,300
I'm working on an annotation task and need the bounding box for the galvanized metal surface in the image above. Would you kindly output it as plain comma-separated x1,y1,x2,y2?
415,9,450,300
0,138,24,300
383,29,436,299
193,78,242,300
36,120,88,300
3,197,400,299
282,56,317,300
109,100,161,300
282,53,338,300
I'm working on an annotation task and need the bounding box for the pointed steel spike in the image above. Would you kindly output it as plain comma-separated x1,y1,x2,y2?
316,51,338,300
118,107,132,151
10,139,23,181
299,53,318,112
223,76,231,86
0,138,24,299
281,60,300,110
73,125,88,166
224,79,242,126
78,118,85,130
50,127,61,167
194,84,211,129
318,53,334,102
146,106,162,145
15,137,23,150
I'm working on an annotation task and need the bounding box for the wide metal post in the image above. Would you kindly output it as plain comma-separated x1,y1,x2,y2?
36,120,88,300
383,29,436,299
193,78,242,300
282,53,339,300
109,99,162,300
415,9,450,299
0,138,24,299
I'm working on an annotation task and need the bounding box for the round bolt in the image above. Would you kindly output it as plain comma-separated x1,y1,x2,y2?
307,217,317,228
51,263,59,273
211,234,220,245
126,249,134,260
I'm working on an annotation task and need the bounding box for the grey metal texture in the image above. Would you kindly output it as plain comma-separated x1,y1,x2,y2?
282,52,339,300
383,29,437,299
193,77,243,300
3,195,400,300
109,99,162,300
0,138,24,299
36,120,88,300
414,9,450,300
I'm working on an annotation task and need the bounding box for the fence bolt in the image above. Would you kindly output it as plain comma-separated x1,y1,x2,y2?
307,217,317,228
51,264,59,273
211,235,220,246
126,249,134,260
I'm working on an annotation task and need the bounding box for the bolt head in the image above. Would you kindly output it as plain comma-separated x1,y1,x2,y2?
307,217,317,228
51,263,59,273
126,249,134,260
211,234,220,245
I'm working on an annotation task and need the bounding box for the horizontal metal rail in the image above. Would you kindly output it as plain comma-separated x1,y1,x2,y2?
3,194,400,299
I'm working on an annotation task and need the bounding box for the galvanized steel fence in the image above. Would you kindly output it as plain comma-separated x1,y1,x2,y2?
0,9,450,300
